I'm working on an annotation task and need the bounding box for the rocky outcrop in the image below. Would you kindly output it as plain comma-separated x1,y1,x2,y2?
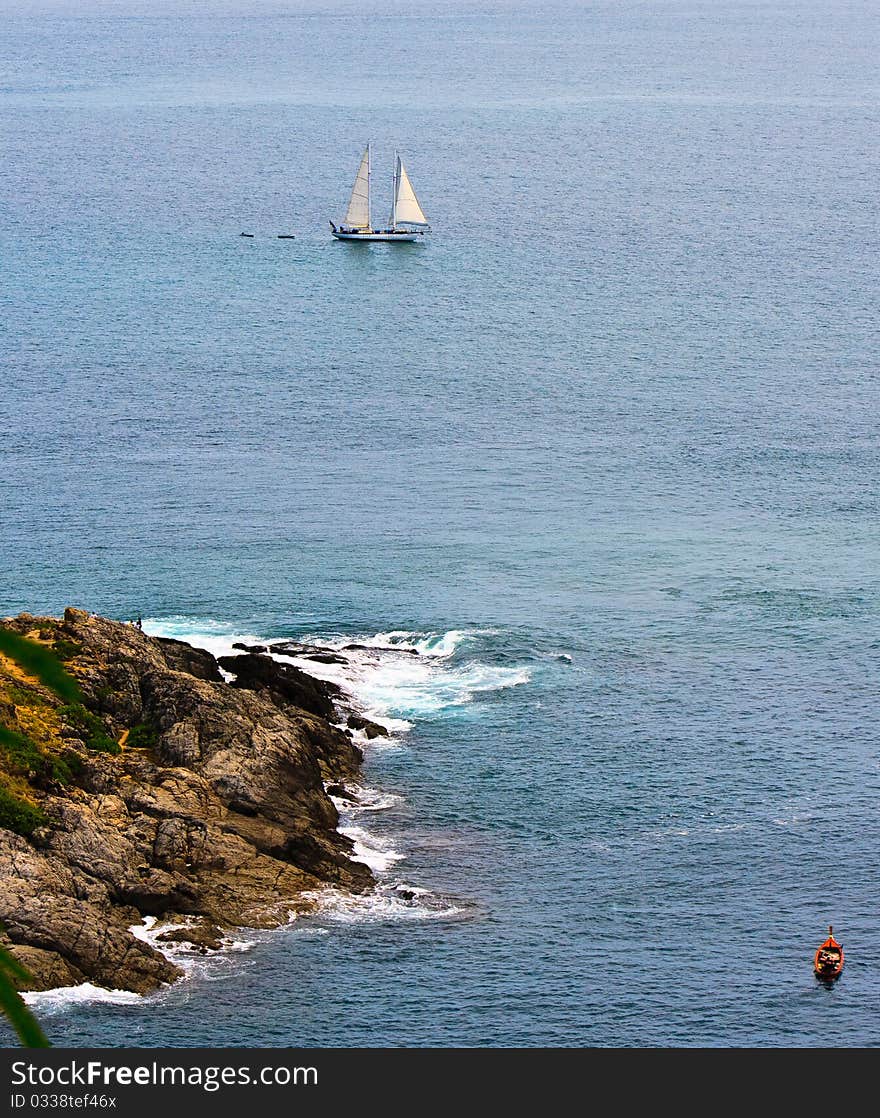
0,609,373,994
217,652,342,721
346,713,390,740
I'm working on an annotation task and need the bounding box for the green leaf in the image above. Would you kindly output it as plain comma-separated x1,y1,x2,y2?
0,946,50,1047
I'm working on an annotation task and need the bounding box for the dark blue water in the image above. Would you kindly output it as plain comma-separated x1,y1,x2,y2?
2,0,880,1047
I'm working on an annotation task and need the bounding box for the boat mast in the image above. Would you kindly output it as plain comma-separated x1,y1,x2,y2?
367,141,372,232
391,151,398,231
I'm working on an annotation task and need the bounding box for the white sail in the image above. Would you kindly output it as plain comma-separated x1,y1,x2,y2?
392,156,429,227
343,145,371,229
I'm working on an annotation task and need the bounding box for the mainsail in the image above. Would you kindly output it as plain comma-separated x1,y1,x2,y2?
343,145,371,229
392,156,429,227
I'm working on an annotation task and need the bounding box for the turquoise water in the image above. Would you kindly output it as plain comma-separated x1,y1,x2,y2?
2,0,880,1047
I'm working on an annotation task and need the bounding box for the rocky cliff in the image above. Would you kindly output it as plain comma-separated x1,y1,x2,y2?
0,608,374,994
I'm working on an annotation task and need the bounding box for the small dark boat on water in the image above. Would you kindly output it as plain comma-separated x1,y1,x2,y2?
814,925,844,980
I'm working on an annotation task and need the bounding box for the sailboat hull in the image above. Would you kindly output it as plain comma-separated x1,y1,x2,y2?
331,230,426,242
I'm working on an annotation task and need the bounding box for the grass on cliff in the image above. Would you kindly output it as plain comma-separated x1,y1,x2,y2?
0,627,83,704
58,705,120,754
0,783,46,838
0,726,84,787
0,725,46,772
126,720,159,750
0,628,119,755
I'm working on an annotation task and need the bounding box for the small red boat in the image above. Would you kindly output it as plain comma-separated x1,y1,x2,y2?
814,925,844,980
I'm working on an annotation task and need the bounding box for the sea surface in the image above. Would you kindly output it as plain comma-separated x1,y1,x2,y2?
2,0,880,1048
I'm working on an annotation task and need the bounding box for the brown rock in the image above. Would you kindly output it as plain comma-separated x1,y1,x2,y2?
347,713,390,739
3,944,86,992
0,609,376,994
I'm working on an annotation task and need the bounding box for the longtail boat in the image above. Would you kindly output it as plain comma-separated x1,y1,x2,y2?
814,925,844,980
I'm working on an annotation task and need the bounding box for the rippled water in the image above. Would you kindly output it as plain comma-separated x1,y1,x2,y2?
2,0,880,1047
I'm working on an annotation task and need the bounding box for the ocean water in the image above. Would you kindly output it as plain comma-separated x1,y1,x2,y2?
2,0,880,1048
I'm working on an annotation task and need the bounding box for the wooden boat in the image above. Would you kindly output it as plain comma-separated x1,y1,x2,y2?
814,925,844,980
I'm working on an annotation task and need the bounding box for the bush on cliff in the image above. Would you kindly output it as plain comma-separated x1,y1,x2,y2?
0,726,83,787
0,784,46,837
51,638,82,663
0,725,45,773
126,720,159,750
58,705,120,754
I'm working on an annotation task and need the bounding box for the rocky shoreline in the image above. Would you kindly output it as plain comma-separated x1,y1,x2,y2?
0,608,386,995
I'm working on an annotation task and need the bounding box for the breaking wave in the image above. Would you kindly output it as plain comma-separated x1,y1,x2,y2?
269,627,530,727
303,882,467,924
141,615,263,663
22,983,144,1011
49,620,530,1002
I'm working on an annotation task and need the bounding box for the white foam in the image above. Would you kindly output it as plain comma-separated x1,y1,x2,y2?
17,917,253,1013
328,782,402,814
338,721,410,749
340,825,405,874
129,914,160,942
129,915,258,982
302,883,465,924
302,629,471,657
295,627,494,659
271,629,529,725
411,629,489,658
22,983,143,1010
225,938,260,952
141,616,262,664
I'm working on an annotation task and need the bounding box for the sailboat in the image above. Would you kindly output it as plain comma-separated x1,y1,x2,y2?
330,143,430,242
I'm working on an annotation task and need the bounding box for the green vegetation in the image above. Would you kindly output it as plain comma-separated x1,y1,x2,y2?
0,942,50,1047
0,627,118,758
51,638,82,663
0,624,112,1048
126,720,159,750
57,750,84,782
0,726,83,786
59,705,119,755
0,725,45,773
0,785,46,837
0,628,82,704
5,683,49,708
